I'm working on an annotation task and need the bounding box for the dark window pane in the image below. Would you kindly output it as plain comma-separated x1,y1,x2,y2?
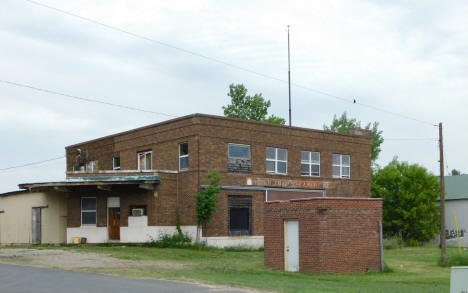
229,208,249,230
277,161,287,174
301,163,310,175
229,144,250,158
343,166,350,177
333,166,341,177
180,156,189,170
333,154,340,165
82,198,96,210
311,152,320,163
145,153,152,170
113,156,120,169
82,211,96,225
311,164,320,176
266,147,275,160
277,148,287,161
301,151,310,162
266,161,275,173
179,143,188,156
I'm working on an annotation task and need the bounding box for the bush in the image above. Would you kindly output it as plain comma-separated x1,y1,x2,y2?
145,233,192,248
223,246,264,252
439,252,468,267
383,237,403,249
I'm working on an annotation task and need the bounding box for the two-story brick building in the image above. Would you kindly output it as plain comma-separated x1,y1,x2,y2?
18,113,372,247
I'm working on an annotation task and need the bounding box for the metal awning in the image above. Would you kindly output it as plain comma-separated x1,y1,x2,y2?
19,175,160,191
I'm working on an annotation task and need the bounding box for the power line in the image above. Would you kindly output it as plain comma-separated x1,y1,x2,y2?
385,138,438,141
0,79,177,118
0,156,65,171
24,0,438,127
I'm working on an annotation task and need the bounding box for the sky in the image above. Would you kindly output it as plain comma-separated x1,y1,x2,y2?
1,0,467,193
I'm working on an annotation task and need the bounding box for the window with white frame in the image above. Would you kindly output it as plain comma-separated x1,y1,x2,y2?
332,154,350,178
113,156,120,170
266,147,288,174
137,151,152,171
179,142,188,171
301,151,320,176
81,197,97,225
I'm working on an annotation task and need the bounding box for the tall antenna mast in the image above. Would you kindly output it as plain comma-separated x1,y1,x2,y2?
288,25,292,127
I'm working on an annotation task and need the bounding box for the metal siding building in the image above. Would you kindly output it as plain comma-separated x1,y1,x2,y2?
444,175,468,247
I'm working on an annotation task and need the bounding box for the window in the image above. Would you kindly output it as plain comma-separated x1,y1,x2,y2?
266,147,287,174
179,142,189,171
228,143,251,173
81,197,96,225
86,160,98,172
301,151,320,176
228,196,252,236
113,156,120,170
137,151,152,171
129,205,147,217
332,154,350,178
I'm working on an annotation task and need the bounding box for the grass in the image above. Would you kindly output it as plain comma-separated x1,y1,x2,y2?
0,244,455,293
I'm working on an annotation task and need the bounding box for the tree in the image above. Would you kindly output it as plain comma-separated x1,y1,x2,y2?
323,112,384,163
195,170,222,242
222,84,286,125
371,158,440,243
451,169,461,176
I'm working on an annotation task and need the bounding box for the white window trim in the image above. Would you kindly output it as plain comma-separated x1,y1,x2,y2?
266,147,288,175
228,143,251,160
332,154,351,179
179,142,189,171
81,197,97,226
137,151,152,171
113,156,120,170
301,151,320,177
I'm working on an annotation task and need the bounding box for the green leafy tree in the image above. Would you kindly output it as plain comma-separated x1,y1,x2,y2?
195,170,222,242
451,169,461,176
223,84,286,125
371,158,440,243
323,112,384,163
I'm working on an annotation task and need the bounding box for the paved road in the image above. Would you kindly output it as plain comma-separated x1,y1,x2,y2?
0,263,253,293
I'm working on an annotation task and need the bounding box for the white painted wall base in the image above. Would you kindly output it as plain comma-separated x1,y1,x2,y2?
202,236,264,248
67,227,108,243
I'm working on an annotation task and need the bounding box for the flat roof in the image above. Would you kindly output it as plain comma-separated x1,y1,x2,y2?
66,113,371,149
18,175,160,190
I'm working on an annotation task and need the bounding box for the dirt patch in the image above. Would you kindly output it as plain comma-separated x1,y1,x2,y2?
0,249,185,270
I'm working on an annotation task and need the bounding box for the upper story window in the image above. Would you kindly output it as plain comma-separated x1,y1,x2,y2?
332,154,350,178
86,160,98,172
266,147,287,175
301,151,320,177
138,151,152,171
81,197,97,225
179,142,189,171
228,143,251,173
113,156,120,170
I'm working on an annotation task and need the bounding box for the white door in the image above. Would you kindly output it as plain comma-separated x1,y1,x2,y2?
285,220,299,272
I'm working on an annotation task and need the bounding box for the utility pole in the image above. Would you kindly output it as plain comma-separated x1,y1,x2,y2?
287,25,292,127
439,122,446,264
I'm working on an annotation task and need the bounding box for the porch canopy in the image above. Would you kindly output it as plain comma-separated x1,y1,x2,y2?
19,176,160,191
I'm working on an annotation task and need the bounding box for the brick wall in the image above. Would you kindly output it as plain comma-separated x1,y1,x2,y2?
64,114,372,237
264,198,383,274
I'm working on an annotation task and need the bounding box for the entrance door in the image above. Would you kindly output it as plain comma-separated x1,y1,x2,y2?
284,220,299,272
32,207,41,245
108,208,120,240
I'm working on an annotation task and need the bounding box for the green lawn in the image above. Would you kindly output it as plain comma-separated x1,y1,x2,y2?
1,245,452,292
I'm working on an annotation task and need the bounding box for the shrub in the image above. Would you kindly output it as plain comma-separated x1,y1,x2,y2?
145,233,192,248
383,236,403,249
439,252,468,267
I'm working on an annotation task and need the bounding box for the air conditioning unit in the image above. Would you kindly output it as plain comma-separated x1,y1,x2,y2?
132,208,144,217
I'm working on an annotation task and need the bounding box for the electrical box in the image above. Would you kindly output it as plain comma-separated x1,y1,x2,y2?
451,266,468,293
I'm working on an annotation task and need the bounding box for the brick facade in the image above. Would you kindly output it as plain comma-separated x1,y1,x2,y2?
264,198,383,273
64,114,372,239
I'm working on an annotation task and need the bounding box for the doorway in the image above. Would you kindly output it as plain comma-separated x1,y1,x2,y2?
32,207,41,245
108,208,120,240
284,220,299,272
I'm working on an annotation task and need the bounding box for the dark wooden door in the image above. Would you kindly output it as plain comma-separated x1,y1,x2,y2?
108,208,120,240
